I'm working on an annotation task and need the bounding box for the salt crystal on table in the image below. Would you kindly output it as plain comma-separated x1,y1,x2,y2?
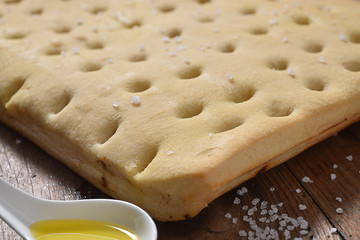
333,163,338,169
299,204,307,210
301,176,314,183
283,229,291,239
330,228,337,234
335,197,342,202
346,155,353,161
331,173,336,180
300,220,309,229
233,197,241,204
238,230,247,237
260,201,268,209
270,214,278,222
225,213,232,219
252,198,260,205
237,186,248,195
287,225,294,231
296,188,302,193
259,217,266,223
336,208,344,214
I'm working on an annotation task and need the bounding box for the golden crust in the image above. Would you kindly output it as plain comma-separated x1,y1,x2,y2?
0,0,360,220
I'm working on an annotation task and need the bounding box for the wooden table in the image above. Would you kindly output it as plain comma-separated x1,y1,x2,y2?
1,121,359,240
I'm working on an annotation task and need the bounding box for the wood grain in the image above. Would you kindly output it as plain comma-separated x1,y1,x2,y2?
1,121,359,239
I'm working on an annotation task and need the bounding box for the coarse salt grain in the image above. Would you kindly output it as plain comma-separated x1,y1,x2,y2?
238,230,247,237
287,67,295,77
270,214,278,222
333,164,338,169
261,201,268,208
301,176,314,183
233,197,241,204
330,228,337,234
259,217,266,222
237,186,248,195
331,173,336,180
247,208,255,216
299,204,307,210
335,197,342,202
299,230,308,235
131,96,140,106
184,58,190,64
252,198,260,205
169,52,176,57
346,155,353,161
318,56,326,63
296,188,302,193
300,220,308,229
270,187,275,192
339,34,347,41
227,74,234,81
232,218,238,224
336,208,343,214
112,101,119,108
287,225,294,231
167,150,175,156
225,213,232,219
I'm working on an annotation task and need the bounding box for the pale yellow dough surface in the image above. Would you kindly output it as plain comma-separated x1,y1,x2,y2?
0,0,360,221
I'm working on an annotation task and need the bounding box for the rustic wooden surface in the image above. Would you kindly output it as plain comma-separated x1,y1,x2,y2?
0,121,359,240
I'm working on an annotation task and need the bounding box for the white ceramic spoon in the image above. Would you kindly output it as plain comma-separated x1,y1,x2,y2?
0,178,157,240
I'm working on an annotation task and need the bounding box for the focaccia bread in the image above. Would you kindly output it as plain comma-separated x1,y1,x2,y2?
0,0,359,221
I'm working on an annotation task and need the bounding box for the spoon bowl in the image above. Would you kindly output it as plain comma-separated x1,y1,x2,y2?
0,178,157,240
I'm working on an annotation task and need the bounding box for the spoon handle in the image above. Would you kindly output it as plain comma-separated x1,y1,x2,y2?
0,177,36,240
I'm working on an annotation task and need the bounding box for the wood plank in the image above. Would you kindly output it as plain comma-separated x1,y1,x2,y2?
1,120,358,239
157,164,341,240
286,126,360,239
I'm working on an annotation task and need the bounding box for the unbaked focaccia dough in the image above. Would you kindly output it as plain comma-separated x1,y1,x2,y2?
0,0,359,221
